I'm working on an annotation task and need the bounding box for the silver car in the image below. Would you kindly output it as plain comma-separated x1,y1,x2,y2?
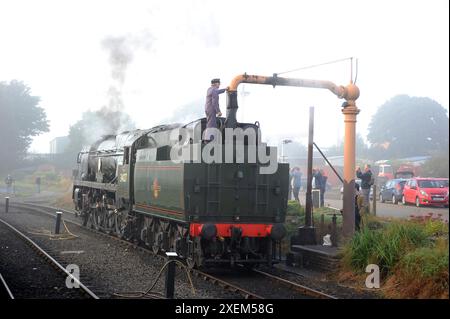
340,178,373,200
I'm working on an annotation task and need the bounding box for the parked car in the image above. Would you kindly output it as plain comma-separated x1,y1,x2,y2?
379,178,408,204
435,178,449,189
340,179,373,200
402,178,449,207
394,171,414,179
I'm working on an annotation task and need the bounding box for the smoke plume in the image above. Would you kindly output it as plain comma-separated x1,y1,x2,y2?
100,31,155,134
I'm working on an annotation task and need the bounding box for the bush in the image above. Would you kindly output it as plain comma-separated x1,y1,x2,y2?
423,220,449,237
342,220,430,275
341,217,449,298
384,246,449,298
286,200,304,217
401,247,448,279
342,227,384,272
375,223,429,275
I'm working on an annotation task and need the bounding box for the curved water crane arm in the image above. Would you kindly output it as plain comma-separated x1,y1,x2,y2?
225,73,359,128
229,74,347,98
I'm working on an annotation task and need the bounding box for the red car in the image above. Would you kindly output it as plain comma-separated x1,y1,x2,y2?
402,178,449,207
435,178,449,189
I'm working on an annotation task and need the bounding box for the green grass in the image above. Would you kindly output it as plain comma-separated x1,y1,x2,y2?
1,167,71,197
284,201,343,246
401,246,449,279
286,200,342,223
340,217,449,298
343,220,432,275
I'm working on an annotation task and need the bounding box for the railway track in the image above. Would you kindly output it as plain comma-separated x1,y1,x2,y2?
0,216,98,299
252,269,337,299
5,201,337,299
0,272,14,299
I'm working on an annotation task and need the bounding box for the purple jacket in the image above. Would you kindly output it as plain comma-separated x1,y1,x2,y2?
205,86,226,115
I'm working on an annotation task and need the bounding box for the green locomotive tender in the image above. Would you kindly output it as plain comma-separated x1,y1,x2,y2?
73,117,289,267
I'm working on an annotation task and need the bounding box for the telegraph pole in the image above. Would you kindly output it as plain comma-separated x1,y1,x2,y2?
305,107,314,227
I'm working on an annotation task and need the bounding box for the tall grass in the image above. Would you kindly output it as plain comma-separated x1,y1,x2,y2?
340,217,449,298
343,221,431,275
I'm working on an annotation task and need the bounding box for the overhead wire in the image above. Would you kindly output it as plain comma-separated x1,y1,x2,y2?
276,57,354,76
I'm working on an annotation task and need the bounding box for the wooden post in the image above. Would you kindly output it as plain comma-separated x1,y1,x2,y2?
305,106,314,227
372,185,377,216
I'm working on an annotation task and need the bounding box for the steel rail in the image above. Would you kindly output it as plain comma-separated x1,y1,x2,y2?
0,272,14,299
12,201,338,299
252,269,338,299
8,202,264,299
0,216,99,299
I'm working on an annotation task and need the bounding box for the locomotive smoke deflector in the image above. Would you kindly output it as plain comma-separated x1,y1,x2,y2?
224,73,359,128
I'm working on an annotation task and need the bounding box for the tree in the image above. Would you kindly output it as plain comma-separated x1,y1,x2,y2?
420,146,449,178
0,80,49,173
367,95,449,159
325,134,370,159
281,141,307,159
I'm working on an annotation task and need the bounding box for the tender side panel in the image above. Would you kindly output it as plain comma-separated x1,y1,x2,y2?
133,149,186,221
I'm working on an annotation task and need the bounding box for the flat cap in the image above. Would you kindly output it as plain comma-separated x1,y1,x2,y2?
211,78,220,84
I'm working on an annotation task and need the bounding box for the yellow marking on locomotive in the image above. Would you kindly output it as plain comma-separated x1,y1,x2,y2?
151,178,161,198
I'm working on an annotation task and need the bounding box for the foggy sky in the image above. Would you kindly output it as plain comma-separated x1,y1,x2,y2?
0,0,448,152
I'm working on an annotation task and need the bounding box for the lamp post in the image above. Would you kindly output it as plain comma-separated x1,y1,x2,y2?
281,139,293,163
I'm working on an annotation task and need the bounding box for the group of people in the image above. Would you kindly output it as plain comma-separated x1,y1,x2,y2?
289,167,328,207
3,175,42,195
289,164,373,232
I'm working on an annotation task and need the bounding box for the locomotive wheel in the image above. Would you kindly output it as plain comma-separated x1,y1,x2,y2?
105,210,115,234
90,209,100,230
152,221,161,254
186,257,195,269
115,212,127,238
97,207,106,231
82,209,89,227
186,238,196,269
193,237,203,267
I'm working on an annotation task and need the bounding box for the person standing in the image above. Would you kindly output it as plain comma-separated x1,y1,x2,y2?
204,78,227,142
319,169,328,207
290,167,302,202
4,175,13,194
312,168,323,206
35,176,41,194
355,183,362,231
356,164,373,210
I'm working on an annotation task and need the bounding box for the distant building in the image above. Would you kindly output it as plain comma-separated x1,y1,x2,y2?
49,136,69,154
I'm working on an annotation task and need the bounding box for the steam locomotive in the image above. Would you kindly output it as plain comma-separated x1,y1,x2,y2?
72,117,289,268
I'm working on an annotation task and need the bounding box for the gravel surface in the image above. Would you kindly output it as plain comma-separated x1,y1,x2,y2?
0,219,89,299
0,205,240,299
263,264,379,299
4,199,378,299
202,267,311,299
